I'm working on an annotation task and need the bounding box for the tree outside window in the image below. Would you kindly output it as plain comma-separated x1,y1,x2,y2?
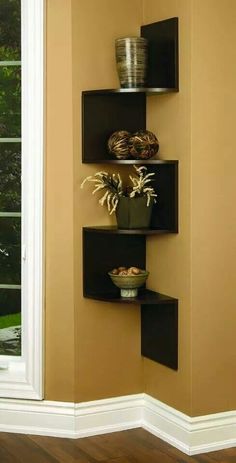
0,0,21,356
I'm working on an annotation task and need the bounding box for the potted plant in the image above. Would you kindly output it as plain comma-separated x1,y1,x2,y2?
81,165,157,229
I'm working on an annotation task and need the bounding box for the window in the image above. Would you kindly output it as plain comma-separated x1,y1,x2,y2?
0,0,21,358
0,0,44,399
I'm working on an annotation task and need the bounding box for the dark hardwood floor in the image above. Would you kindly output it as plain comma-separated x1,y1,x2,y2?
0,428,235,462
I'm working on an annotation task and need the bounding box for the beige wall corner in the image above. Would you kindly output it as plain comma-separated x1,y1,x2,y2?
191,0,236,415
45,0,75,401
144,0,236,416
143,0,192,415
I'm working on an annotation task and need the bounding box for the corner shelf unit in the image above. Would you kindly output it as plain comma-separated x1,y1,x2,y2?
82,17,179,371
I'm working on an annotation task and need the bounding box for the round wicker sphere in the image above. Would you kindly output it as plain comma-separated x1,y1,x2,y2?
129,130,159,160
107,130,131,160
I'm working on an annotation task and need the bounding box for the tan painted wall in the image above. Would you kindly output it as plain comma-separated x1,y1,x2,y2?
143,0,236,416
45,0,75,401
143,0,192,414
45,0,236,415
45,0,144,402
72,0,144,402
191,0,236,415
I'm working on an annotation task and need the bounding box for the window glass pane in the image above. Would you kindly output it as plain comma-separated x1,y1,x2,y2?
0,216,20,244
0,66,21,138
0,143,21,212
0,245,21,284
0,289,21,356
0,0,21,61
0,218,21,284
0,0,21,357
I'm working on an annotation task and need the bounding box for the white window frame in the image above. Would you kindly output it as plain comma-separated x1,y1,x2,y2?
0,0,44,399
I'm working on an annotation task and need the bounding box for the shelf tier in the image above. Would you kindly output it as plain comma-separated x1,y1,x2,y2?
82,159,177,165
84,289,177,304
82,161,178,233
83,223,178,370
84,287,178,370
83,88,178,95
83,230,174,298
83,226,176,235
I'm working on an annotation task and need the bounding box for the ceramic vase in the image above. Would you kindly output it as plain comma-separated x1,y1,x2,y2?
116,196,153,229
115,37,148,88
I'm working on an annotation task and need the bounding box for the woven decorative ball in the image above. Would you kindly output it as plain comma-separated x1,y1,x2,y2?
129,130,159,160
107,130,131,160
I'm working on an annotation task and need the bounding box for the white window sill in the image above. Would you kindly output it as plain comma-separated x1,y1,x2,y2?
0,360,25,383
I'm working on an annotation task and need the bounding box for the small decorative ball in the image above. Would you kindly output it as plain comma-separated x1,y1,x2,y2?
118,266,127,272
128,266,141,275
119,270,128,275
107,130,130,160
110,268,119,275
129,130,159,160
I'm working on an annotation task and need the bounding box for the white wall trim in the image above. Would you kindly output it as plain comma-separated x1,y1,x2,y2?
143,394,236,455
0,395,143,439
75,394,143,438
0,394,235,455
21,0,45,400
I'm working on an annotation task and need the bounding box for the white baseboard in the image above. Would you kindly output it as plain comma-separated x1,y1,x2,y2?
75,394,143,438
0,394,143,439
143,394,236,455
0,393,236,455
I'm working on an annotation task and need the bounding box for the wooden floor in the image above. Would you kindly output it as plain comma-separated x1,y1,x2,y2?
0,428,235,462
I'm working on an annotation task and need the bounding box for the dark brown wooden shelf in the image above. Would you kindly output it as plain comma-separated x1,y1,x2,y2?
82,159,177,165
83,88,178,95
82,17,179,371
84,289,177,304
83,226,177,235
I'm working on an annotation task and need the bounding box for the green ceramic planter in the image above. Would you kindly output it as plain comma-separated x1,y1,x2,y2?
116,196,153,229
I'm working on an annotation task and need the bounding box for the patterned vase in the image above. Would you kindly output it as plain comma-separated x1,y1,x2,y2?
115,37,148,88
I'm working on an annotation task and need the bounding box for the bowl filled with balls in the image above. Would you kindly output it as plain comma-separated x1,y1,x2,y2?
108,266,149,298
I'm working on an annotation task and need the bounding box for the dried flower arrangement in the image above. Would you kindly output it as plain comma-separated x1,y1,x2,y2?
80,165,157,214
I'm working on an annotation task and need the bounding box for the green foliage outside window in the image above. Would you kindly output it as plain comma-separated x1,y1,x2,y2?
0,66,21,138
0,144,21,211
0,0,21,355
0,0,21,60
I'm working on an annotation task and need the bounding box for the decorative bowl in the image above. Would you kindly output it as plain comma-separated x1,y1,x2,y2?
108,269,149,298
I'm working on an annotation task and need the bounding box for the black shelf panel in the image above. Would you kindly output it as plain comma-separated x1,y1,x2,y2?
141,18,179,89
84,289,177,305
141,300,178,370
82,159,177,165
83,88,178,95
83,226,176,235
